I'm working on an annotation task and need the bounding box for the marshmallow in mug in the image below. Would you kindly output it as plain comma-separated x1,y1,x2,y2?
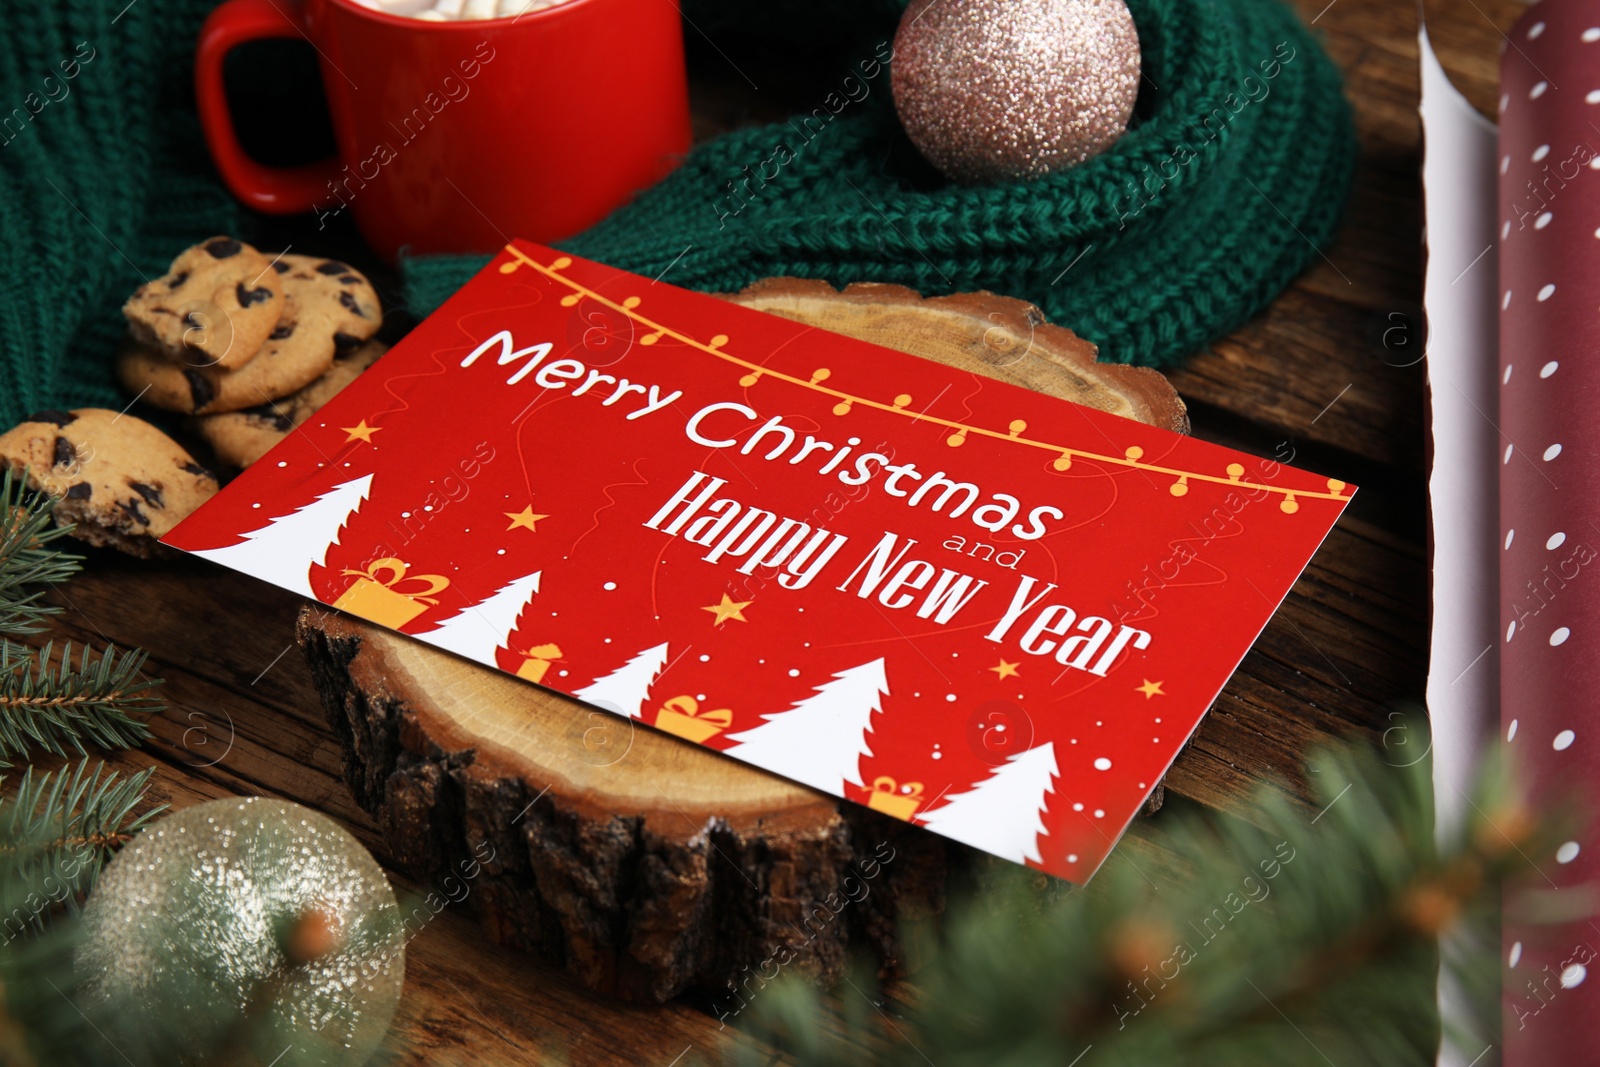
355,0,574,19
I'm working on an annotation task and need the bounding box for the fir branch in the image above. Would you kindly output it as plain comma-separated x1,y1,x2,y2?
0,641,162,763
0,470,81,637
0,760,161,936
732,731,1563,1067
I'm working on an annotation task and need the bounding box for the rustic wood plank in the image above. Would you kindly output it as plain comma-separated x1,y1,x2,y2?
1422,0,1523,119
16,484,1423,1052
5,1,1522,1059
1164,0,1426,472
35,493,1420,826
1165,0,1517,473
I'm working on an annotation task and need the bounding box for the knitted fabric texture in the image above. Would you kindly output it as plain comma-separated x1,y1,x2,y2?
406,0,1356,370
0,0,1351,433
0,0,253,431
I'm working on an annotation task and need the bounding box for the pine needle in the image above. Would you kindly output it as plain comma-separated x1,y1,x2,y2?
0,760,162,935
0,641,162,763
0,470,81,637
732,730,1562,1067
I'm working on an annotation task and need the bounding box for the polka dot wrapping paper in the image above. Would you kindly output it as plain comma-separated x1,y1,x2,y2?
1500,2,1600,1049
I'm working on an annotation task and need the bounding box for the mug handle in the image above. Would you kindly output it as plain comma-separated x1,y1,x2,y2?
196,0,342,215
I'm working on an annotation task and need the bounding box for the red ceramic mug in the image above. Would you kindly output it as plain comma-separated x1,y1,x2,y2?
196,0,690,260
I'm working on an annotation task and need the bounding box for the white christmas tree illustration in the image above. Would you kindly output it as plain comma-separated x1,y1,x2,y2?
574,642,670,719
917,741,1058,865
722,658,890,794
191,475,372,597
419,570,542,667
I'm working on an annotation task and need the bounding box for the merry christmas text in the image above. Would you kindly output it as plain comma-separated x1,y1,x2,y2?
685,402,1065,541
456,332,1067,543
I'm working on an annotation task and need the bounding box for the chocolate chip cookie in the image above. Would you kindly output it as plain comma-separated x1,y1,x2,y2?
195,340,388,468
122,237,286,370
0,409,218,558
274,254,383,351
116,254,383,414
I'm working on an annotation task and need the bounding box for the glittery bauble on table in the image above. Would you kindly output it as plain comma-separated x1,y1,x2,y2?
75,798,405,1066
891,0,1142,183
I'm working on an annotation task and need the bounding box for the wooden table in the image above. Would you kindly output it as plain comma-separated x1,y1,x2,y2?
22,1,1519,1062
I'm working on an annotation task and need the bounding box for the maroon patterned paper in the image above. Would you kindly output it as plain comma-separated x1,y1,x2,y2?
1499,1,1600,1052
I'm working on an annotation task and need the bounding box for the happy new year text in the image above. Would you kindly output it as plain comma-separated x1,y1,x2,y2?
645,472,1154,678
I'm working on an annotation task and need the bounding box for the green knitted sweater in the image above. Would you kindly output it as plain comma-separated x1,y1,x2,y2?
0,0,1352,432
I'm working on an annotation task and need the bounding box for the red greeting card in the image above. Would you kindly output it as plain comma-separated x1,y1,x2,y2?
165,241,1352,883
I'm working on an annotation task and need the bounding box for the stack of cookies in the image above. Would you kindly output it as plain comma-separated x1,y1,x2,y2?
117,236,389,468
0,236,391,558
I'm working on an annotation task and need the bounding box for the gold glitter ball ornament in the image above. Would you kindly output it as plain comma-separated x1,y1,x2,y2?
75,797,405,1066
891,0,1142,183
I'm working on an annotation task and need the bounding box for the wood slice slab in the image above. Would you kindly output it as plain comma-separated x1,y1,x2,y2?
298,280,1188,1003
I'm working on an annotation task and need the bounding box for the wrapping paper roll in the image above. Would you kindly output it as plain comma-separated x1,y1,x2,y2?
1499,2,1600,1052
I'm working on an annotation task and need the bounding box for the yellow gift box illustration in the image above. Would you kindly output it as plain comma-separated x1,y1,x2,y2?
867,776,924,821
515,643,564,684
654,695,733,744
332,557,450,629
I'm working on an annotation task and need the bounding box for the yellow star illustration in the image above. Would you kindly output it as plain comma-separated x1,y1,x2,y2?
989,659,1021,680
341,419,380,443
504,506,548,532
1136,679,1165,699
702,594,752,627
